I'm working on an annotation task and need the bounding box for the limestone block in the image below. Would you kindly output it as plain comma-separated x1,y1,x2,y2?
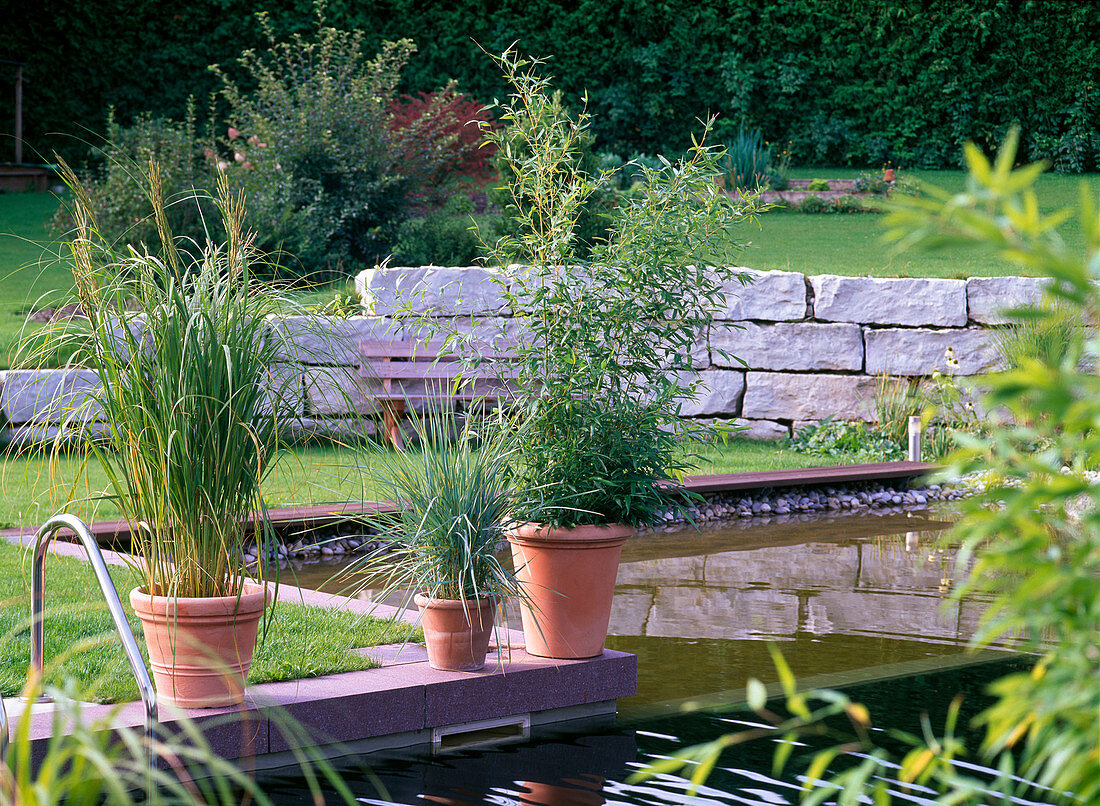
284,416,378,441
267,316,401,366
258,363,304,418
810,275,967,326
716,269,807,321
711,322,863,371
703,544,861,590
616,556,707,587
606,591,655,636
864,328,999,375
643,586,799,639
676,371,746,417
806,590,960,642
733,418,790,440
967,276,1048,324
742,372,878,421
359,266,507,317
857,544,954,590
0,369,102,425
303,366,379,416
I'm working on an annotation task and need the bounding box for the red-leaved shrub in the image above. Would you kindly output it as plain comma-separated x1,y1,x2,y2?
388,91,498,206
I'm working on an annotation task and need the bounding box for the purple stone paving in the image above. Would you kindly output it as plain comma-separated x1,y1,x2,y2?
13,583,636,763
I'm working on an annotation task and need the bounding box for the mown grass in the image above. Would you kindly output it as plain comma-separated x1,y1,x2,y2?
0,539,415,703
0,437,837,529
740,169,1100,278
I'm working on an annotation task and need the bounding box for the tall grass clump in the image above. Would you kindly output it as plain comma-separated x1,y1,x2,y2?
993,301,1084,370
719,123,774,191
347,401,521,607
42,161,305,600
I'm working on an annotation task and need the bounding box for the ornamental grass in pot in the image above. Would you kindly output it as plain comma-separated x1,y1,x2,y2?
476,50,757,658
43,164,304,708
346,400,522,672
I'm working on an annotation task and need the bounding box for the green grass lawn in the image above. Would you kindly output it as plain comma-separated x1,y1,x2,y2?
739,169,1100,278
0,437,843,529
0,539,414,703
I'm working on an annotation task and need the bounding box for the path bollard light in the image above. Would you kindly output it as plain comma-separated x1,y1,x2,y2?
908,416,922,462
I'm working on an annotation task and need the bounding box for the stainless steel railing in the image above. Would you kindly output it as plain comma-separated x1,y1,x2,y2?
29,514,158,739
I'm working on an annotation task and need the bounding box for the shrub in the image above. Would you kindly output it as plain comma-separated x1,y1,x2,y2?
477,49,757,528
853,172,889,195
833,194,867,213
788,419,905,463
212,14,470,279
52,105,218,252
388,91,498,200
391,194,502,266
798,194,829,213
806,177,830,191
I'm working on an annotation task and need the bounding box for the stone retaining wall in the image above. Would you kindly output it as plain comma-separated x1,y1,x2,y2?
0,269,1045,444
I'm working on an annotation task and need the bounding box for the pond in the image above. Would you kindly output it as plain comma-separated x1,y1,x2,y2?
260,508,1028,804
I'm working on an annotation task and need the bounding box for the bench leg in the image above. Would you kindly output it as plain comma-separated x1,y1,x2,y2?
381,401,406,450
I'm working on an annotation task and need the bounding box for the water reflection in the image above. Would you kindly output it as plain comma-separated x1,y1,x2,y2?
260,509,1038,806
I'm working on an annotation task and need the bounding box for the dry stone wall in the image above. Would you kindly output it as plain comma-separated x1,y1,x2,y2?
0,269,1045,444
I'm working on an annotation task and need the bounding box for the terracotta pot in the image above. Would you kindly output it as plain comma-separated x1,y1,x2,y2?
129,583,268,709
883,168,896,182
507,523,632,659
414,594,495,671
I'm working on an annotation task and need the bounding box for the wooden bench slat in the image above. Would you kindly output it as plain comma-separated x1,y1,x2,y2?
359,339,518,361
361,363,519,380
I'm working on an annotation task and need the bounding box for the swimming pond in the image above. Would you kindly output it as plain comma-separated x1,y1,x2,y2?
260,508,1030,804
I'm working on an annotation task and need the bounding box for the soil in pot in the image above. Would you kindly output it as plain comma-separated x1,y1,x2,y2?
507,523,632,659
129,583,268,709
414,594,495,671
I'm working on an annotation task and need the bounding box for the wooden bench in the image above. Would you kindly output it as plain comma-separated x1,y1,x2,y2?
358,338,517,448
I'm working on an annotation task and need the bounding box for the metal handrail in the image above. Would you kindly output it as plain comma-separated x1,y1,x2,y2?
30,514,158,740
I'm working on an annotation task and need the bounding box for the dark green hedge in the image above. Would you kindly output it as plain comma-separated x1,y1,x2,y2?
4,0,1098,170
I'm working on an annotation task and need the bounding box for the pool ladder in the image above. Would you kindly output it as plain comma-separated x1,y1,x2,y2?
0,513,158,758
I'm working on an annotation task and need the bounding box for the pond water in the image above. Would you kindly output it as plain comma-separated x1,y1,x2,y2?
261,509,1030,804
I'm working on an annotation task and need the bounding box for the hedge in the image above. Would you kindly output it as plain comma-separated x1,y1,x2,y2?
4,0,1098,170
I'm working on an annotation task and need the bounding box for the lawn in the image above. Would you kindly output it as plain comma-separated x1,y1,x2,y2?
0,437,832,529
739,169,1100,278
0,539,413,703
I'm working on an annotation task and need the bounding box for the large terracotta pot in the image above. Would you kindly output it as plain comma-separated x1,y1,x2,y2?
414,594,495,671
129,583,268,709
507,523,632,659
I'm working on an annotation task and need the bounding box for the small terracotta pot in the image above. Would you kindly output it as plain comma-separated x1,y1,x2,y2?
129,583,268,709
414,594,495,671
883,168,896,182
507,523,632,659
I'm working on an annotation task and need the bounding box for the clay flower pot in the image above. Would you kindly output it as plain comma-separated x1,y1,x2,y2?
414,594,495,671
129,583,268,709
507,523,632,659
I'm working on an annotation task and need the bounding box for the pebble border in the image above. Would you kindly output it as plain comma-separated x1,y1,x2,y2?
247,479,966,567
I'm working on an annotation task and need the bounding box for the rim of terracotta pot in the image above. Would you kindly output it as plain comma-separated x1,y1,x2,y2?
129,583,269,617
413,593,496,610
506,522,633,547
